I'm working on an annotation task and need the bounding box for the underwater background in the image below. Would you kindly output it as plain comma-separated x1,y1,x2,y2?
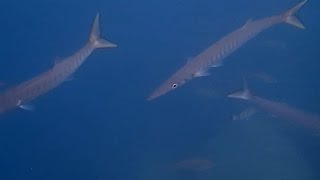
0,0,319,179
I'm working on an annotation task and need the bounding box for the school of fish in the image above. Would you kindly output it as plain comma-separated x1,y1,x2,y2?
1,0,319,135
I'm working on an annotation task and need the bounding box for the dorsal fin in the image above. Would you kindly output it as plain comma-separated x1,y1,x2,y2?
242,18,253,29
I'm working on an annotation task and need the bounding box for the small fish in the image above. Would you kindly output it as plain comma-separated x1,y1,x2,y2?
148,0,307,100
232,107,257,121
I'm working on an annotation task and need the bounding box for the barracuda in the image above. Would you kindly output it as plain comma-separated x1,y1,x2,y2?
148,0,307,100
0,14,116,114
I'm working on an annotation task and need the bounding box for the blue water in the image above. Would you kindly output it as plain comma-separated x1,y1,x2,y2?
0,0,319,179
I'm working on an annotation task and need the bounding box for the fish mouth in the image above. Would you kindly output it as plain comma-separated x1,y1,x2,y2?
148,82,175,101
147,89,167,101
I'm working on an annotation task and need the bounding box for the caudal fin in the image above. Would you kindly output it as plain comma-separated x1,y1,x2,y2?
228,79,252,100
89,13,117,49
282,0,308,29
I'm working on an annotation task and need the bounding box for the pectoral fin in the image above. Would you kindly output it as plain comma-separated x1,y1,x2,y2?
212,62,223,67
17,100,35,111
19,104,35,111
193,70,210,77
64,76,75,83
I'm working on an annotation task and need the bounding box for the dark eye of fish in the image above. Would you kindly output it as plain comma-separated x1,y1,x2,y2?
172,84,178,88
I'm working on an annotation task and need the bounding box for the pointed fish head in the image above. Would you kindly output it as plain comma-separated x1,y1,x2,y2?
148,74,188,101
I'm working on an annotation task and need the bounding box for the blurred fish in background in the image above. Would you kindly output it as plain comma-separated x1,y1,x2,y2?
232,107,257,121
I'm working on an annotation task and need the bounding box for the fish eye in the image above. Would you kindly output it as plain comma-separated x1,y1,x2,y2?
172,84,178,88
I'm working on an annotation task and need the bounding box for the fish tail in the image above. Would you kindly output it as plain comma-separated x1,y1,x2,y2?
282,0,308,29
89,13,117,48
228,79,252,100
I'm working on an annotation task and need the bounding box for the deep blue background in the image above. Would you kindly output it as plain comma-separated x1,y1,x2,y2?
0,0,319,179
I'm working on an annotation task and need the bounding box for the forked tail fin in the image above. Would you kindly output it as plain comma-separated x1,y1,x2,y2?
282,0,308,29
89,13,117,48
228,79,252,100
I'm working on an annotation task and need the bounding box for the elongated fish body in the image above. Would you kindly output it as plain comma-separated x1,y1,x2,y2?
228,81,320,133
148,0,307,100
0,14,117,114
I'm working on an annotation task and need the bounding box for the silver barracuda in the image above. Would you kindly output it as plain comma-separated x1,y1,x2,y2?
148,0,307,100
0,14,116,114
228,80,320,133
